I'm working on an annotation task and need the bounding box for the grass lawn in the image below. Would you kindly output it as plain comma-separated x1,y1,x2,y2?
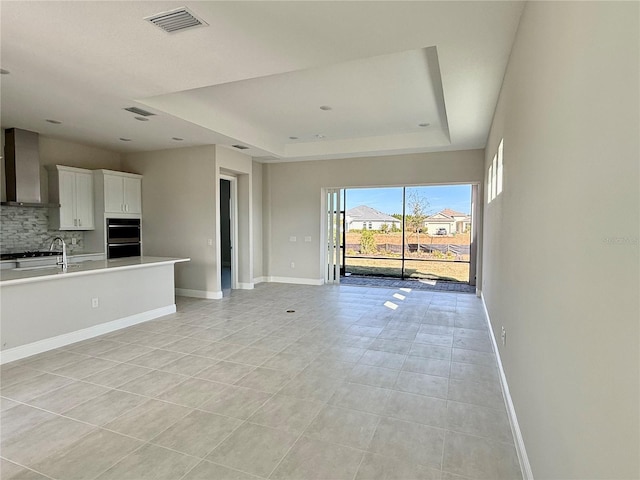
345,257,470,283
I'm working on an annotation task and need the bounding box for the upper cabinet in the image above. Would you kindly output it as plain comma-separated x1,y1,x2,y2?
94,170,142,216
47,165,95,230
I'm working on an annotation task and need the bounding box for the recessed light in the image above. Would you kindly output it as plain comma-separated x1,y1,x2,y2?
0,69,10,75
319,105,332,111
45,119,62,125
134,116,149,122
119,138,132,142
172,137,184,141
418,123,430,127
289,136,298,140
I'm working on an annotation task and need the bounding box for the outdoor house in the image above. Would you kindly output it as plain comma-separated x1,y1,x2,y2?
424,209,472,235
345,205,401,231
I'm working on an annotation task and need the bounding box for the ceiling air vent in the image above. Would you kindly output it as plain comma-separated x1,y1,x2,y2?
232,145,249,150
124,107,156,117
144,7,208,34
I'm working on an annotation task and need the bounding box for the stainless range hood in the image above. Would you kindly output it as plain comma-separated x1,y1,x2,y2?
2,128,59,208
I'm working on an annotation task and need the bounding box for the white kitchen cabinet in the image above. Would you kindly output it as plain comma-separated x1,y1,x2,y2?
96,170,142,215
85,169,142,255
47,165,95,230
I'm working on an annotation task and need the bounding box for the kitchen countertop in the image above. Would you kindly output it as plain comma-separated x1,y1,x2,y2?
1,256,189,286
0,252,105,270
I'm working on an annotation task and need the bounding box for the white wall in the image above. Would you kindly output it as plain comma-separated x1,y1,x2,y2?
264,150,484,281
482,2,639,478
122,146,219,298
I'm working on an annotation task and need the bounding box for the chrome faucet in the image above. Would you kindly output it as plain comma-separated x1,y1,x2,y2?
49,237,68,271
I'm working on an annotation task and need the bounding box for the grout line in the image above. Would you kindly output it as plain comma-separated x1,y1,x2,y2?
2,284,511,480
0,456,57,480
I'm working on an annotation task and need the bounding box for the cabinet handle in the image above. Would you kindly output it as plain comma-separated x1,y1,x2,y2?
78,219,82,226
74,219,77,226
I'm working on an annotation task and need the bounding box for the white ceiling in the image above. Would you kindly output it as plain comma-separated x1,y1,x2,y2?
0,1,525,162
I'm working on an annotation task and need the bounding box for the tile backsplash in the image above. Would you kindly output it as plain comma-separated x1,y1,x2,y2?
0,206,84,253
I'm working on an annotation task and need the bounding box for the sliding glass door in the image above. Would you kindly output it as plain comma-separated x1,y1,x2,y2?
342,185,472,283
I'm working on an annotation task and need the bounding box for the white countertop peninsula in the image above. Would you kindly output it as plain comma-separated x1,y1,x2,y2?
1,256,189,286
1,256,189,364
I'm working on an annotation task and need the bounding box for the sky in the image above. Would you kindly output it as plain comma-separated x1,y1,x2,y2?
345,185,472,216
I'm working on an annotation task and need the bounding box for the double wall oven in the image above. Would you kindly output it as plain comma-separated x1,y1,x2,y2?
106,218,141,259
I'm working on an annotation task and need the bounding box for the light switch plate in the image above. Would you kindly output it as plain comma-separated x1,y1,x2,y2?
289,236,297,242
304,236,312,242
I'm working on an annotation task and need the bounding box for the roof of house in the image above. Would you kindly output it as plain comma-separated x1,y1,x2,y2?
425,210,471,223
346,205,400,223
441,208,468,217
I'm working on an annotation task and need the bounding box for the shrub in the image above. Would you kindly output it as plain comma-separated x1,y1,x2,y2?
360,230,377,254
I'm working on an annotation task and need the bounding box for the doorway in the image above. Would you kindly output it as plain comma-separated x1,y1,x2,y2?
219,177,236,295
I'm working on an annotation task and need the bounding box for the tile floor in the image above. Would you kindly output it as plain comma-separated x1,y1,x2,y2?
0,283,522,480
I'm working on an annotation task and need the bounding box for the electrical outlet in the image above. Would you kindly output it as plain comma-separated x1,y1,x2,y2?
289,236,297,242
501,326,506,346
71,238,77,245
290,262,295,269
207,239,213,246
91,298,99,308
304,236,312,243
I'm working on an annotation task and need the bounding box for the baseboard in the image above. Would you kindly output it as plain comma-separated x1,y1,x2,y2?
253,276,267,284
0,305,176,365
237,282,254,290
266,276,324,286
175,288,223,299
481,293,534,480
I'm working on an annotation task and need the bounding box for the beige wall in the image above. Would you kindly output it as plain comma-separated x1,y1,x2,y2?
215,146,255,288
482,2,639,478
1,264,175,352
264,150,484,281
122,145,259,296
122,146,219,297
252,161,264,280
1,131,122,202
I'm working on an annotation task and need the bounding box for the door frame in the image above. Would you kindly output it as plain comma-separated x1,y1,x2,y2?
219,174,238,291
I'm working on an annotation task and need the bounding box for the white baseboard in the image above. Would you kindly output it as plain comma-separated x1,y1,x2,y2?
266,276,324,286
175,288,223,299
237,282,254,290
253,276,267,284
481,293,534,480
0,305,176,365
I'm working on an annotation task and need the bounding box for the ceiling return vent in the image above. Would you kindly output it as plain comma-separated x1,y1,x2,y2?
124,106,155,117
232,145,249,150
144,7,208,34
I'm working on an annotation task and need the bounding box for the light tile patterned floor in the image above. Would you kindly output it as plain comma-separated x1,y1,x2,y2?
0,283,522,480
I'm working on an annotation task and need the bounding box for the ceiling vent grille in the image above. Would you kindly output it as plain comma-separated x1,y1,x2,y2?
232,145,249,150
144,7,208,34
124,107,155,117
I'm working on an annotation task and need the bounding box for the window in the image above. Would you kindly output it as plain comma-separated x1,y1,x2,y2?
496,139,504,195
368,222,373,229
487,161,494,203
487,138,504,203
491,152,498,200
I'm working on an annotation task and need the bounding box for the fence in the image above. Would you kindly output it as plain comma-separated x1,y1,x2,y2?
345,243,470,256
